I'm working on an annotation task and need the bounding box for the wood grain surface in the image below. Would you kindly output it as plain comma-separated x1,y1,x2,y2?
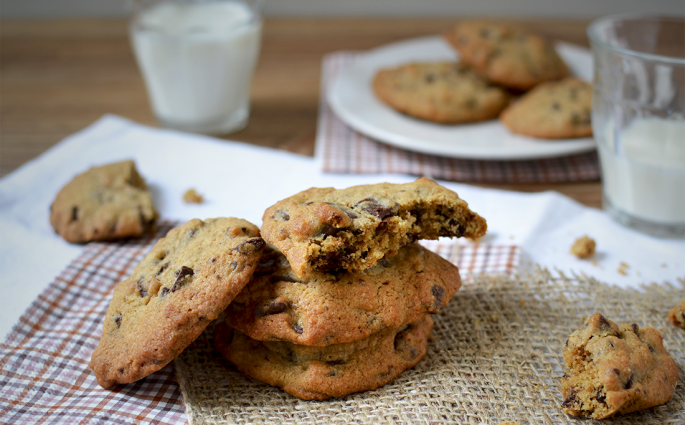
0,18,601,207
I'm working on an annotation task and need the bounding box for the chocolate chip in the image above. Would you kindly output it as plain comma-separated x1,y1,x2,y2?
114,314,122,328
160,287,170,297
624,373,634,389
355,198,395,220
326,359,345,366
117,367,125,374
171,266,194,292
561,391,577,408
378,259,389,267
565,338,569,347
425,73,435,83
137,277,148,297
71,206,79,222
317,224,340,238
393,325,410,350
326,371,336,377
596,389,606,403
608,340,614,348
648,344,655,353
571,110,591,126
631,323,639,334
431,285,446,311
235,238,265,254
273,210,290,221
597,314,613,330
613,368,620,375
157,261,170,276
292,323,303,334
255,300,289,318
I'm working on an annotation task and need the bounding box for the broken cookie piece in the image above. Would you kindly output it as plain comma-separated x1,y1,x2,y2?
560,312,679,419
49,160,158,243
261,177,487,278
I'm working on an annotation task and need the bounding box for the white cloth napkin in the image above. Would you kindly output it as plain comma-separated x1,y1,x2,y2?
1,115,683,341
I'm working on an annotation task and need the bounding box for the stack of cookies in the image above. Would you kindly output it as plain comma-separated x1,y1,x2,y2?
214,177,487,399
88,177,487,400
373,20,593,139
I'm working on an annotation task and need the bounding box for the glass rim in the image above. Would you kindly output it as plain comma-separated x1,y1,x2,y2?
587,14,685,65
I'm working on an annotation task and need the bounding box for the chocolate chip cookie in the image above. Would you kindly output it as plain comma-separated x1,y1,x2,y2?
261,177,487,278
668,300,685,329
50,160,158,243
500,78,592,139
90,217,265,388
443,21,568,90
372,61,510,123
215,315,433,400
226,243,460,346
560,312,679,419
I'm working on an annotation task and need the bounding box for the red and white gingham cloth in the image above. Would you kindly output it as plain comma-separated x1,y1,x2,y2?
0,222,519,424
317,52,601,183
0,223,186,425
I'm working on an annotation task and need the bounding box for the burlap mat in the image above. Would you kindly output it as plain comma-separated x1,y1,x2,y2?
174,269,685,425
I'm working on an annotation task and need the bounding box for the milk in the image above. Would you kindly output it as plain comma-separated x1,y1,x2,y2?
131,0,262,133
599,118,685,224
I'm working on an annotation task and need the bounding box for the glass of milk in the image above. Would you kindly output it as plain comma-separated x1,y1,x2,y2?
588,15,685,237
130,0,262,134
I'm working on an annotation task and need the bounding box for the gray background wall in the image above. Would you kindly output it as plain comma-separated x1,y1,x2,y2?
2,0,684,18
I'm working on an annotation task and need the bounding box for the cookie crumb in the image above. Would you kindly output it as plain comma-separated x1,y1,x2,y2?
498,421,520,425
617,262,629,276
183,189,204,204
570,235,595,259
668,300,685,329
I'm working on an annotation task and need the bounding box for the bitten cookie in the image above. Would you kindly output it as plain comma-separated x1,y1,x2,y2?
215,315,433,400
226,243,460,346
89,217,265,388
261,177,487,278
500,78,593,139
372,62,510,123
560,312,679,419
443,21,569,90
668,300,685,329
50,160,158,243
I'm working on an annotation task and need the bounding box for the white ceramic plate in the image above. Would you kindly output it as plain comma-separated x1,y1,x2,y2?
327,36,596,160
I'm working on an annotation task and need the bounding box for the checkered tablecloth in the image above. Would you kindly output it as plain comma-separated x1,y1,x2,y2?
0,222,518,424
0,223,186,425
317,52,601,183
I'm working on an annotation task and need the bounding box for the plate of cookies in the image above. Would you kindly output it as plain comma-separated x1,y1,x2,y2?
327,21,597,160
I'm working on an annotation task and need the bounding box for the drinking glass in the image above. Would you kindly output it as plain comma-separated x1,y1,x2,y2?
588,15,685,237
130,0,262,134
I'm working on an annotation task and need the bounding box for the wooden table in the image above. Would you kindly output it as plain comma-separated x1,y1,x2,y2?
0,18,601,207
